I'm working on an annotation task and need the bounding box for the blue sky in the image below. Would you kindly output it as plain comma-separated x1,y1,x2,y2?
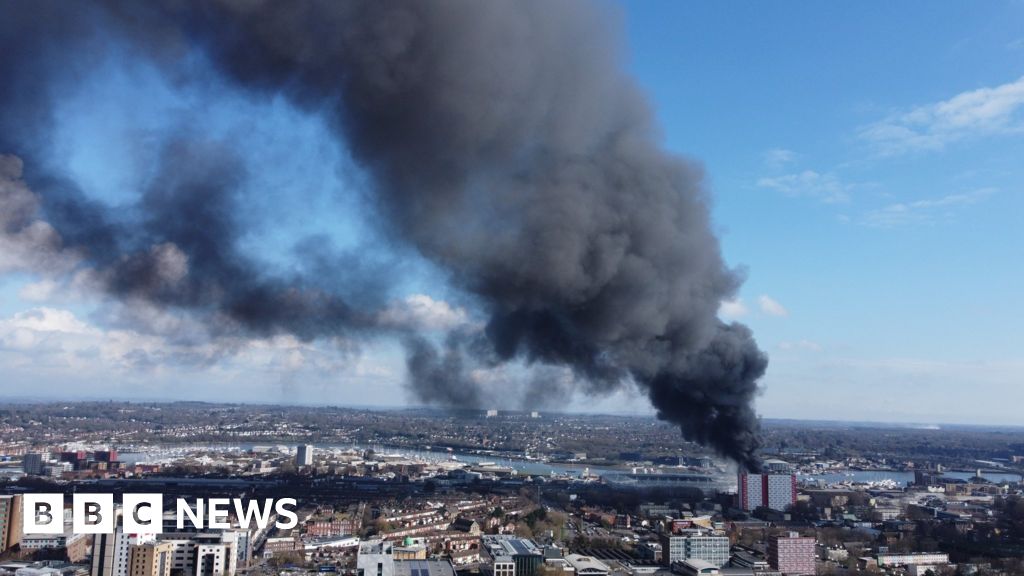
1,2,1022,424
622,1,1024,423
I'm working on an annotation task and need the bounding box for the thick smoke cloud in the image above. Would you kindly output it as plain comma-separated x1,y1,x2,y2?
0,0,767,469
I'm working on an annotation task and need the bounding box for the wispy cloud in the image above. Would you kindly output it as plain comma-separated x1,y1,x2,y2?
376,294,470,331
763,148,798,170
718,298,748,319
758,295,788,317
859,76,1024,155
0,305,369,379
861,188,995,228
757,170,851,203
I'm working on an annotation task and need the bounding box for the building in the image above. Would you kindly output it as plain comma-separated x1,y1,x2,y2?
564,555,610,576
875,552,949,567
92,528,146,576
767,532,815,575
195,542,231,576
0,495,23,551
296,445,314,467
357,540,394,576
674,559,720,576
129,542,174,576
604,472,728,495
392,541,427,560
305,518,358,537
482,536,542,576
393,560,456,576
262,537,299,557
729,549,768,570
492,556,514,576
358,540,455,576
659,532,730,568
449,518,481,535
23,453,46,475
147,531,238,576
737,472,797,511
762,459,792,473
21,532,90,562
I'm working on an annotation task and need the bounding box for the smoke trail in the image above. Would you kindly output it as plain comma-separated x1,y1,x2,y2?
0,0,767,468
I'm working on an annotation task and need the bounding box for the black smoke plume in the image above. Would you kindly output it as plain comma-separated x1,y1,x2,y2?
0,1,767,469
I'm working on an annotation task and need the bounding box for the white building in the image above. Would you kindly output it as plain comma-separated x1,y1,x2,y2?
737,472,797,511
296,445,314,467
357,540,394,576
492,556,514,576
876,552,949,567
22,532,87,551
153,531,238,576
92,529,155,576
564,555,610,576
660,532,730,568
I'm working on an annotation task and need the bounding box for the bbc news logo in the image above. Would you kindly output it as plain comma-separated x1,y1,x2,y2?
23,494,299,534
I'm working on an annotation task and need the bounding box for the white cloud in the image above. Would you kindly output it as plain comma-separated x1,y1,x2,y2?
763,148,798,169
0,305,368,384
377,294,470,331
861,188,994,228
859,76,1024,155
718,298,748,319
757,170,851,203
2,307,95,335
758,295,788,317
17,280,61,302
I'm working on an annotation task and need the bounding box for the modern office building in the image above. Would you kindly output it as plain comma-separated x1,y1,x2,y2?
482,536,543,576
296,445,314,467
737,472,797,511
659,532,730,568
492,556,515,576
92,523,146,576
768,532,815,575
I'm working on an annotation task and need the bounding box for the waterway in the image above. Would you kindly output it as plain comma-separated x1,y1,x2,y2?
25,442,1023,487
800,470,1022,486
118,443,624,477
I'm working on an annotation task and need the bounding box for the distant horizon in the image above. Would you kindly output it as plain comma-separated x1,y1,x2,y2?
2,395,1022,431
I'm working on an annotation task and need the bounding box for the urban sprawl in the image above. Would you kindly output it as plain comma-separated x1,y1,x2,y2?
1,403,1023,576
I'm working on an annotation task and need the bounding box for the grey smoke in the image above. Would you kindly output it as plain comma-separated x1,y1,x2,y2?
0,0,768,469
